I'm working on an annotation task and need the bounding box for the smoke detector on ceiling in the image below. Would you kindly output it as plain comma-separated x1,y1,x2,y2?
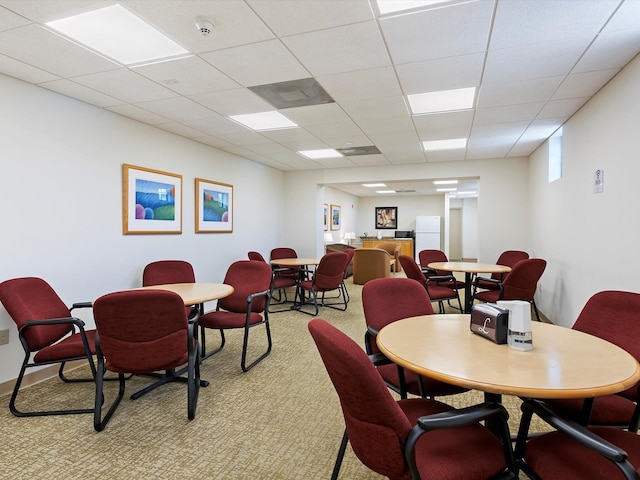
195,17,214,36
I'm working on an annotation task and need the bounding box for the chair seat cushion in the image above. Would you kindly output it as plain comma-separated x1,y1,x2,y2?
543,395,638,425
474,290,500,303
425,285,458,301
524,427,640,479
33,329,96,363
199,311,263,329
474,278,500,291
399,398,510,479
273,276,296,289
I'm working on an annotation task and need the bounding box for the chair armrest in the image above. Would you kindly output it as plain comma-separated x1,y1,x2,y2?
405,402,515,479
70,301,93,311
368,352,392,367
475,276,501,286
246,289,271,308
21,317,86,331
425,274,455,284
518,399,629,463
366,325,379,337
421,267,437,275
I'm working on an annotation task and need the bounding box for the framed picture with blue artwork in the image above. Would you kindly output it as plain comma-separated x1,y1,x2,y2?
195,178,233,233
122,164,182,234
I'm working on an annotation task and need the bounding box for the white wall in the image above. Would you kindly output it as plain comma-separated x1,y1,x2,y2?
529,53,640,327
323,187,359,245
0,74,284,384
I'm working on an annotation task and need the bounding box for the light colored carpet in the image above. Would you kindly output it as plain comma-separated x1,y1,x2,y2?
0,275,546,479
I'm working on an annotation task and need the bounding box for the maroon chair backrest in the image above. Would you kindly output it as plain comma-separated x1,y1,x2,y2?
248,251,266,262
362,278,434,354
308,319,412,479
314,252,349,290
218,260,273,314
418,249,449,275
572,290,640,400
270,247,297,261
502,258,546,301
142,260,195,286
494,250,529,280
399,255,427,284
0,277,74,351
93,289,189,373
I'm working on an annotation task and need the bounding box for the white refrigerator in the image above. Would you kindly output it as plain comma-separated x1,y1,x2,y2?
415,216,441,253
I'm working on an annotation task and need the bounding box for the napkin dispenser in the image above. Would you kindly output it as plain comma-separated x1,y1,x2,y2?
470,303,509,344
498,300,533,351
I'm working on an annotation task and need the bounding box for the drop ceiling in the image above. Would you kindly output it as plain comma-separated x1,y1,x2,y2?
1,0,639,195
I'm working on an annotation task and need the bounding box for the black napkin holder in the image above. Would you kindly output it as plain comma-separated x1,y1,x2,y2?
470,303,509,344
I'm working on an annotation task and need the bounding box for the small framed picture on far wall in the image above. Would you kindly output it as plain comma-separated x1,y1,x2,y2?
331,204,341,231
375,206,397,229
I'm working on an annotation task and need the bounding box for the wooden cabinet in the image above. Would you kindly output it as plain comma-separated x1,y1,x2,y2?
361,238,414,258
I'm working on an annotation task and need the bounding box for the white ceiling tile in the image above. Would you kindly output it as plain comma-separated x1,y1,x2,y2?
380,1,494,64
136,96,216,122
489,0,619,50
191,135,237,149
283,103,351,126
182,115,249,136
72,69,178,103
304,121,366,140
573,30,640,73
317,66,402,102
39,79,123,107
201,39,309,87
125,0,275,53
314,156,358,168
348,154,391,167
0,53,59,83
537,97,589,120
474,103,544,125
282,21,391,76
426,150,467,162
246,0,373,36
214,130,273,147
477,76,564,108
0,5,31,29
413,110,474,131
189,88,272,115
470,121,529,141
156,122,206,138
517,118,565,144
0,24,119,77
340,96,410,120
133,56,239,95
418,125,472,142
259,127,325,149
465,144,512,160
551,69,619,100
508,139,541,157
356,116,415,135
244,142,296,156
0,1,111,21
395,53,485,94
602,0,640,33
322,135,374,150
106,104,171,124
483,38,591,84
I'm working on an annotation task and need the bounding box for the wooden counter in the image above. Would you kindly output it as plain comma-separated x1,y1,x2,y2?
361,238,414,258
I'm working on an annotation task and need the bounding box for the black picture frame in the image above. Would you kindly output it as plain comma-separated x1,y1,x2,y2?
375,206,397,229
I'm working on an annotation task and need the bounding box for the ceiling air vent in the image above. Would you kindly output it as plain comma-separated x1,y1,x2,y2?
336,146,381,156
395,189,416,193
249,78,334,109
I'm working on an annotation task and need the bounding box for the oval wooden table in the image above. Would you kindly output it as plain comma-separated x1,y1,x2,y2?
428,261,511,313
377,314,640,400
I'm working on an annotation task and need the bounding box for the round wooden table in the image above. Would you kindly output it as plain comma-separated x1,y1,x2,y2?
377,314,640,399
428,261,511,313
269,257,320,267
137,282,234,307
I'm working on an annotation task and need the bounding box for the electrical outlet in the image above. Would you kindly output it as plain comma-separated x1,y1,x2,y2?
0,329,9,346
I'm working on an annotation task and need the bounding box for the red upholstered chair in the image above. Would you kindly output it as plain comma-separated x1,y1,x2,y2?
515,399,640,480
249,251,297,310
362,278,468,399
142,260,198,318
418,249,465,291
542,291,640,432
472,250,529,294
270,246,301,281
0,277,96,417
294,252,350,316
92,289,200,431
308,318,517,480
198,260,272,371
473,258,546,322
399,255,462,313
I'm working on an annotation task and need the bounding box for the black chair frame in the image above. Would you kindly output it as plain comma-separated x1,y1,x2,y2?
293,267,349,316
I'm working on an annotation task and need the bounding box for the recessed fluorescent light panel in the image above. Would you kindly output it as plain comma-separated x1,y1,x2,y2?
408,87,476,115
298,149,343,159
433,180,459,185
423,138,467,151
437,188,457,192
229,111,298,131
363,183,386,187
46,4,189,66
376,0,452,15
457,191,477,195
376,190,396,194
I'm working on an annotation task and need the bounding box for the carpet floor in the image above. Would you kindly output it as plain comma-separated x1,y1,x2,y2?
0,273,548,479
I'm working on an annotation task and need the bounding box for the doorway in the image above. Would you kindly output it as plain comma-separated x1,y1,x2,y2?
449,208,462,260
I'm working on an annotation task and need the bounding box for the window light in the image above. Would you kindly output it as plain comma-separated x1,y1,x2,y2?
408,87,476,115
548,127,563,183
363,183,386,187
46,4,189,66
423,138,467,151
298,149,343,159
230,111,298,131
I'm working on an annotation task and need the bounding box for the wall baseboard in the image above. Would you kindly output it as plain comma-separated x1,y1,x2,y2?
0,360,89,399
